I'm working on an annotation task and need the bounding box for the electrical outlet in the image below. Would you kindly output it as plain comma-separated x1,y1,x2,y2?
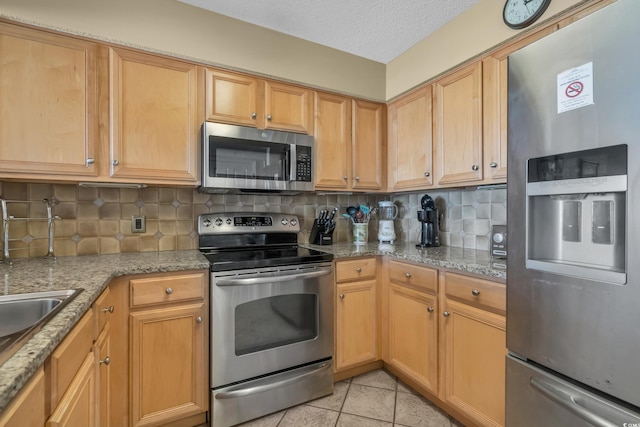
132,215,146,233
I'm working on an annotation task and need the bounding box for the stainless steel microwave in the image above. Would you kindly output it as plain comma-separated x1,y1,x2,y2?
200,122,314,193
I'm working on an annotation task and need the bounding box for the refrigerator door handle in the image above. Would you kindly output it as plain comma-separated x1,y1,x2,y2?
530,377,624,427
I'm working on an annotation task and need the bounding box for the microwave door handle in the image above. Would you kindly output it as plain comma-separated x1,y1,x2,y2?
289,143,296,182
215,267,332,286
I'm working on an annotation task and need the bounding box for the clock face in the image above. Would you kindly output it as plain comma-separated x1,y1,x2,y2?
503,0,551,29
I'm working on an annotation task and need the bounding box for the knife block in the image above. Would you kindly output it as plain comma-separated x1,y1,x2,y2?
309,219,334,245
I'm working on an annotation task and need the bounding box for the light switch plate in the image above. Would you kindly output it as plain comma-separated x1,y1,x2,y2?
132,215,146,233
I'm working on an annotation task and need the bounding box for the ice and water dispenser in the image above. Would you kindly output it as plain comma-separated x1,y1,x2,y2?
526,145,627,284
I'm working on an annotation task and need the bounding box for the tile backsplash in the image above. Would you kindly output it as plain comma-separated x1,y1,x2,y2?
0,181,506,259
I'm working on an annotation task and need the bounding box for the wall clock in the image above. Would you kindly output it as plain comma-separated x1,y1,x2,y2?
503,0,552,29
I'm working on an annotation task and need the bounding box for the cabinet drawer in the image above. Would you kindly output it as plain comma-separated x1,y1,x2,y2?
130,272,205,307
48,309,94,408
444,272,505,314
336,258,377,283
92,286,114,339
388,260,438,293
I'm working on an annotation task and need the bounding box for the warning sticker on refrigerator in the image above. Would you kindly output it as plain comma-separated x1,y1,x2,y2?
557,62,594,113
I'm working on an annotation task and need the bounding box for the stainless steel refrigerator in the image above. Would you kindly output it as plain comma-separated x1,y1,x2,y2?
507,0,640,425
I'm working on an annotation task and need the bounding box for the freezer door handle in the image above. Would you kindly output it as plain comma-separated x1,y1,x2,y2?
530,377,622,427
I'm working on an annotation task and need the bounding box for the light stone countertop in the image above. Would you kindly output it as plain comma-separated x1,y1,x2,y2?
0,250,209,412
0,244,505,412
303,241,507,282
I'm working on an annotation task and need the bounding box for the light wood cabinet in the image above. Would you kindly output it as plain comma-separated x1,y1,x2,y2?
47,352,97,427
335,258,379,372
387,282,439,394
387,86,434,191
205,68,312,134
205,68,260,127
352,100,385,191
433,62,483,186
384,261,439,394
0,367,46,427
314,92,352,190
108,47,203,185
44,286,122,427
314,97,385,191
128,271,208,427
0,22,98,180
440,272,506,427
264,80,313,134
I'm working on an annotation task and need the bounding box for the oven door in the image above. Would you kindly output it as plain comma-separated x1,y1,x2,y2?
211,263,334,388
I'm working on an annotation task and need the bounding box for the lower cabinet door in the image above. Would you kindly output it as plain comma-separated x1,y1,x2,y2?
442,299,506,427
335,280,378,371
387,283,438,394
47,352,97,427
129,302,206,427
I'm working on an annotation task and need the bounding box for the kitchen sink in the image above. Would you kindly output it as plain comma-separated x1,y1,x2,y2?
0,289,83,364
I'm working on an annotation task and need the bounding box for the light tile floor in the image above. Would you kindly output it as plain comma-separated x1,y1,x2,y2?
235,369,465,427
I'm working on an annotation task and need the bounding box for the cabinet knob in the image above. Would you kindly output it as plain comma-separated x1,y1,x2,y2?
355,176,360,181
427,307,434,313
339,294,345,299
472,164,479,171
443,311,450,317
405,272,412,278
489,162,498,168
472,289,481,296
356,267,362,273
267,114,272,121
165,288,173,295
86,158,95,166
112,160,119,166
196,316,203,323
99,356,111,366
424,172,430,177
251,112,257,119
343,176,348,180
101,305,114,313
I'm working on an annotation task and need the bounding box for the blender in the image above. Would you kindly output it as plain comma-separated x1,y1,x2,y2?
377,201,398,243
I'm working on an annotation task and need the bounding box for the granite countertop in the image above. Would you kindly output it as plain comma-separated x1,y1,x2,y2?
303,241,507,282
0,250,209,412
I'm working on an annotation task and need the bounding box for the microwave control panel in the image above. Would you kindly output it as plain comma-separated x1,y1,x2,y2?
296,146,312,182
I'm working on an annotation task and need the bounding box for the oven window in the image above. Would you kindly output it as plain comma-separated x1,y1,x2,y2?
234,294,318,356
209,136,288,181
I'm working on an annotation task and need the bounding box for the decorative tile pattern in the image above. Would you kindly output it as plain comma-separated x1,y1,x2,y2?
0,181,506,256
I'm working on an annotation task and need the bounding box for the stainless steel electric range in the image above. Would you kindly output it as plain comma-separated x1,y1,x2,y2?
198,212,334,427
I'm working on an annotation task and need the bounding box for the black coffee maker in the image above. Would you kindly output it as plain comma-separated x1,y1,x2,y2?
417,194,440,248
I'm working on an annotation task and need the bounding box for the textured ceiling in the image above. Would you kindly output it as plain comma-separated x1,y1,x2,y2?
176,0,481,64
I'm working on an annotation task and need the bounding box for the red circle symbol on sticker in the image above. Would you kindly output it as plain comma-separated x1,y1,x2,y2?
565,81,584,98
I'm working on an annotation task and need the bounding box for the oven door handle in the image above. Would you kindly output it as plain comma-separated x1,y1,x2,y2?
214,360,332,400
215,267,332,286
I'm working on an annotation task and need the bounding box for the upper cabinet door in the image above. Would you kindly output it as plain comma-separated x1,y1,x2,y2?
109,48,202,184
263,81,312,134
314,92,351,190
388,86,434,191
352,100,385,191
205,69,260,127
0,23,98,179
433,62,483,186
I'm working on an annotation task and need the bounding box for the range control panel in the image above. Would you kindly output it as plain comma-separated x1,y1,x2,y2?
198,213,300,234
